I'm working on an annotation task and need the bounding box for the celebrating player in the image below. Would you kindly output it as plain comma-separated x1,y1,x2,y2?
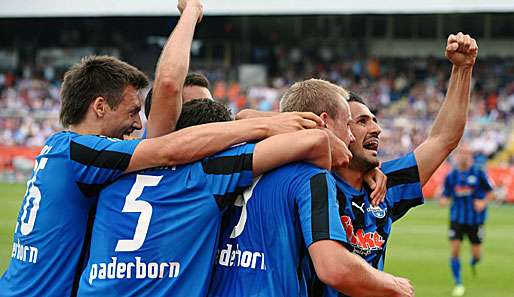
236,32,478,296
439,144,494,297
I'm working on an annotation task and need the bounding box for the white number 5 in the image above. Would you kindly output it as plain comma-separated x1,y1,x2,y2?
115,174,162,252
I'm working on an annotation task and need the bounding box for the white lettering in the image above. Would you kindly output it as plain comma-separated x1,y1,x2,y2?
87,257,181,285
89,264,98,285
98,263,107,279
216,244,265,271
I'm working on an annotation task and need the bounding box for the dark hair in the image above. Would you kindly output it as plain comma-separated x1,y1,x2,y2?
184,73,209,88
176,98,232,130
144,73,211,118
59,55,148,127
347,91,370,108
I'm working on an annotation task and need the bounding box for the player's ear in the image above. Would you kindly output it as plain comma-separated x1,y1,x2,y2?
319,112,331,128
92,96,107,119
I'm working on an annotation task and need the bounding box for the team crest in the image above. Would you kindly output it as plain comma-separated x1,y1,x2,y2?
467,175,477,185
366,206,387,218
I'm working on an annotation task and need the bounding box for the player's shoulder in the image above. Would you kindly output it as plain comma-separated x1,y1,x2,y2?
211,142,256,158
269,162,330,180
381,152,418,175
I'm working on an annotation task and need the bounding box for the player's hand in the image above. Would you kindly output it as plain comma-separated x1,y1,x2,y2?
265,112,324,137
473,199,487,212
322,128,352,169
445,32,478,67
177,0,203,22
392,276,415,297
439,197,449,208
364,167,387,206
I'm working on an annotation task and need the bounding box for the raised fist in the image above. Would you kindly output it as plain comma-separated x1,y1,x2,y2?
177,0,203,22
445,32,478,67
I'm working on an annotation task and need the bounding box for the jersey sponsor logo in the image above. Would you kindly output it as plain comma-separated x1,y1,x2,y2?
467,175,477,185
454,185,473,197
216,243,266,270
11,239,38,264
341,216,385,256
367,206,387,219
88,256,180,285
352,202,365,213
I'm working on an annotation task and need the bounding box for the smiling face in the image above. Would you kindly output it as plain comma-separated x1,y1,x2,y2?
102,85,143,139
347,101,382,172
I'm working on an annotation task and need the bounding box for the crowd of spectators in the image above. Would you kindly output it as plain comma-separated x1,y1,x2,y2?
1,56,513,164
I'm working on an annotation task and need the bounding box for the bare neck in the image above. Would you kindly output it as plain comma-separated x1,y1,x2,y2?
334,166,365,190
68,119,103,136
457,163,472,172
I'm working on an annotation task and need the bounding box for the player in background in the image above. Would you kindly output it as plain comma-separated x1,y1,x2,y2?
208,80,414,297
183,72,213,102
439,144,494,297
77,98,350,297
0,2,324,296
236,32,477,296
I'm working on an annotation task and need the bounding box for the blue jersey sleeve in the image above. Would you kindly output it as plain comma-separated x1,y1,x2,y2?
381,152,424,222
292,165,347,247
443,171,454,197
69,135,141,197
478,169,494,193
202,143,255,210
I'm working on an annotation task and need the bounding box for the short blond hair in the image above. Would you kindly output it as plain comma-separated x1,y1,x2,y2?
280,78,349,119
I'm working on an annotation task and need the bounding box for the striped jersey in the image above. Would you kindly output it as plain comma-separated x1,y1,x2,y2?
443,165,493,225
77,144,255,297
208,162,346,297
0,131,141,297
315,152,424,297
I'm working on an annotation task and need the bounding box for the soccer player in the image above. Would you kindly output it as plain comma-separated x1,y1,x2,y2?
183,72,213,102
439,144,494,297
0,5,324,297
77,98,349,297
209,80,414,297
236,32,478,296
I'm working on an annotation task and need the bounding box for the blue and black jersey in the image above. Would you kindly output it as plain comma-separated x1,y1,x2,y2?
0,131,141,297
77,144,255,297
208,162,346,297
443,165,493,225
314,152,424,297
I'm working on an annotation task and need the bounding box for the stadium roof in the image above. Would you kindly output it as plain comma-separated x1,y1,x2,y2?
2,0,514,17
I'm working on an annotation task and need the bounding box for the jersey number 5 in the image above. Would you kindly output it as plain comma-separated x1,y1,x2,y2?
115,174,162,252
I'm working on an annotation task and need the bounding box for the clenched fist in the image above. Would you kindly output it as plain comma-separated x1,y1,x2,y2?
177,0,203,22
445,32,478,67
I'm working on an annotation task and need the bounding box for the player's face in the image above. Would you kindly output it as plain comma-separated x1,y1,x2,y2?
326,99,355,146
348,101,382,172
183,86,212,102
455,146,473,168
104,85,143,139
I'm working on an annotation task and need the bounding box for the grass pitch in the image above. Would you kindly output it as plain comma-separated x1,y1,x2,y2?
1,183,513,296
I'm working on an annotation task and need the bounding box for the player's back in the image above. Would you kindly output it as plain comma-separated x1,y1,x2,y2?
78,144,255,297
209,162,341,297
0,131,140,297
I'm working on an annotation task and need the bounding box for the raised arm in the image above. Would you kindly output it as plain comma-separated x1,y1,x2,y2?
309,240,414,297
126,112,324,172
146,0,203,138
414,32,478,186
